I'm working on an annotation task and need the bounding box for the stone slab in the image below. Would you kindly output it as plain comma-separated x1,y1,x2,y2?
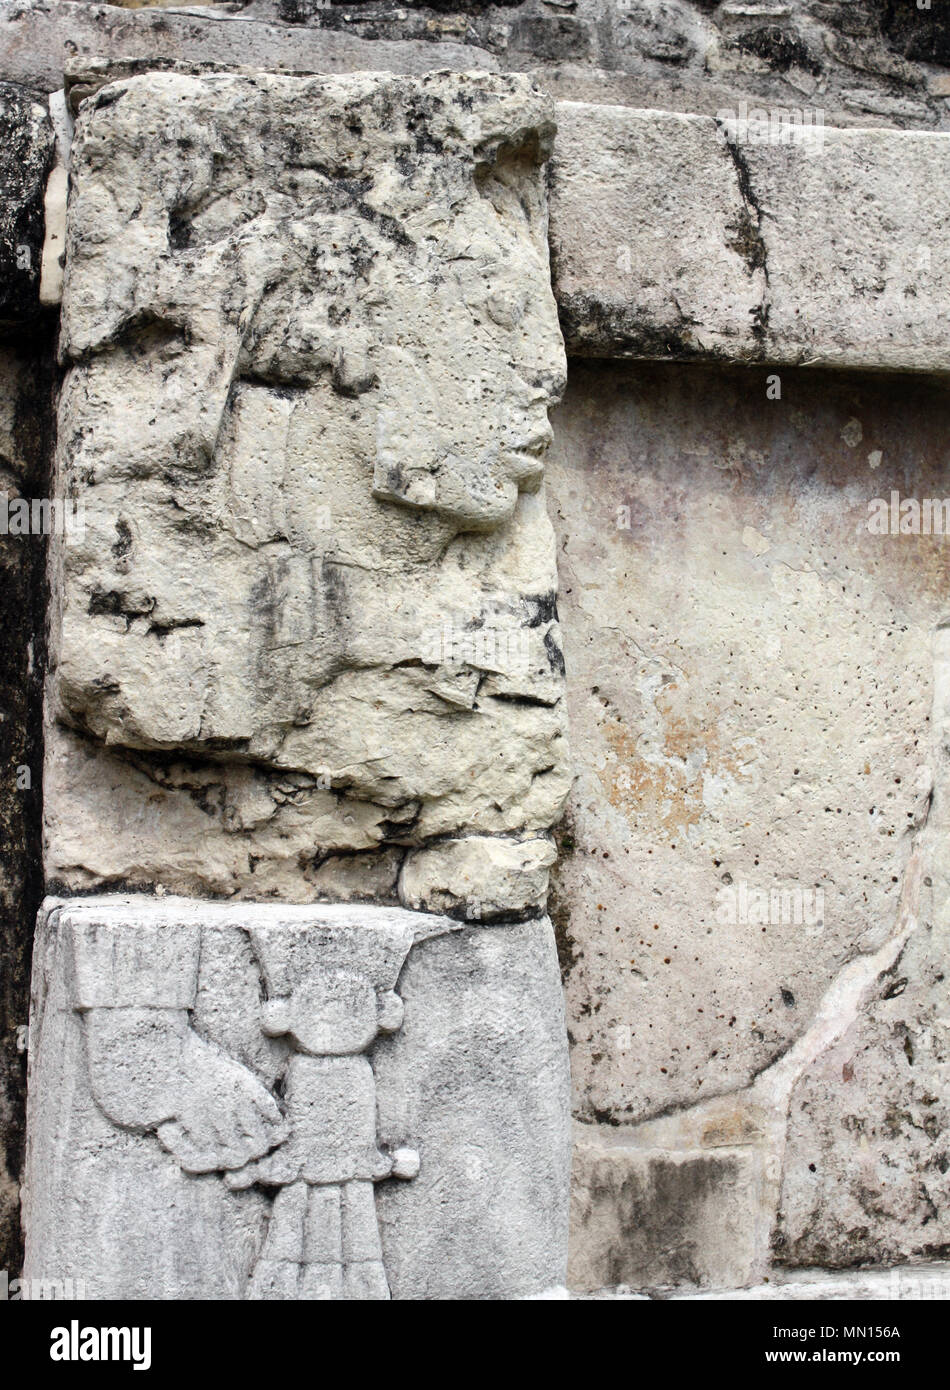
23,895,571,1299
548,103,950,372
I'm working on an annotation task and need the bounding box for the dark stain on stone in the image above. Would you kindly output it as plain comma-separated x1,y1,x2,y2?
735,25,822,75
0,331,55,1271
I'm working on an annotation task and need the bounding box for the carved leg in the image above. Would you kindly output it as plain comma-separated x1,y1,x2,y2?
340,1181,389,1300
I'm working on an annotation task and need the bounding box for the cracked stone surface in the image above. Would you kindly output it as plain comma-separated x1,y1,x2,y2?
549,103,766,362
549,103,950,369
547,360,950,1286
47,69,570,910
548,360,946,1125
8,0,950,1295
774,626,950,1269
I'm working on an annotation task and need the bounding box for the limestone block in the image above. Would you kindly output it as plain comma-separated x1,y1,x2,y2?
549,102,766,361
24,895,570,1300
545,361,947,1125
735,126,950,372
569,1128,764,1292
399,834,556,918
548,104,950,372
775,628,950,1267
6,0,950,136
374,916,572,1299
47,70,570,900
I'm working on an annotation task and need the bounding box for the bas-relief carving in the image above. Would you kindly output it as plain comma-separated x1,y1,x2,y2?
29,72,573,1300
47,69,570,910
65,903,446,1300
26,898,571,1299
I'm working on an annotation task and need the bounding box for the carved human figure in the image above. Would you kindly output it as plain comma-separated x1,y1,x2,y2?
68,905,436,1300
50,69,571,907
225,920,420,1300
32,71,573,1301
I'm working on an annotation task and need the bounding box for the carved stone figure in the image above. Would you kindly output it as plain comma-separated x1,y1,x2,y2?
27,70,572,1300
25,897,569,1299
46,69,570,911
226,919,420,1299
61,905,433,1299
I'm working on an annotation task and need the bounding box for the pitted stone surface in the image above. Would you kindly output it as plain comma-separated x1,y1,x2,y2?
546,361,948,1123
548,361,950,1287
47,70,569,907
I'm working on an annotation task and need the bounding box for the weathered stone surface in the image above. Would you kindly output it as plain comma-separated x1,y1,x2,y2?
549,103,950,371
375,915,572,1298
13,0,950,1297
547,360,950,1283
775,910,950,1268
569,1126,764,1293
398,834,556,918
46,69,570,905
549,102,765,361
30,70,573,1299
0,82,53,326
548,360,943,1126
0,1,498,95
8,2,950,132
23,895,570,1299
23,52,950,375
775,627,950,1268
735,125,950,372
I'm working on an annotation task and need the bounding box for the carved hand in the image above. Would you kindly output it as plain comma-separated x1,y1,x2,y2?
83,1007,287,1174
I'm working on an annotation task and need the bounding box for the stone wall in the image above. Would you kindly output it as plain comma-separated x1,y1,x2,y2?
0,80,55,1273
3,0,950,1296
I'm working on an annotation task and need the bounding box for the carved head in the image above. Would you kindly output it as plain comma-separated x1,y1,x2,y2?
234,73,568,531
52,73,571,862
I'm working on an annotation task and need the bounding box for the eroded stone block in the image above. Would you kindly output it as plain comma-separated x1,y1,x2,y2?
549,102,766,361
548,103,950,372
47,70,570,911
569,1128,763,1292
